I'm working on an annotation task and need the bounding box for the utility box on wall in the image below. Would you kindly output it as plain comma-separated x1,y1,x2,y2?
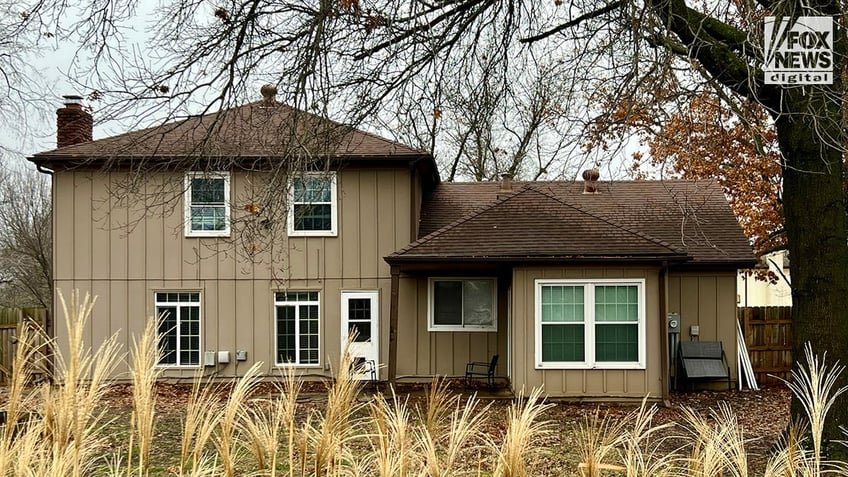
667,313,680,333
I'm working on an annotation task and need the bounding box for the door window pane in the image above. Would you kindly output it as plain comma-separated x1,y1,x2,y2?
347,298,372,342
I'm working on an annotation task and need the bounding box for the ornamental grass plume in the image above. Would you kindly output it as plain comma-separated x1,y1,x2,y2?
367,389,416,477
419,377,456,439
179,375,223,476
417,392,489,477
0,290,121,476
238,364,302,477
1,320,46,445
678,404,731,477
215,361,263,477
618,396,676,477
779,343,848,476
575,406,628,476
127,315,165,477
49,289,123,477
762,418,815,477
492,386,553,477
309,336,365,477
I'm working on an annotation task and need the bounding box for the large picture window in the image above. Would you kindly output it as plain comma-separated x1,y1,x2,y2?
275,292,320,366
288,173,337,236
428,278,497,331
535,279,645,369
155,292,201,367
185,172,230,237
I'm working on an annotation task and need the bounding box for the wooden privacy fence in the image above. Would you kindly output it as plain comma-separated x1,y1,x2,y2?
738,306,792,385
0,307,48,385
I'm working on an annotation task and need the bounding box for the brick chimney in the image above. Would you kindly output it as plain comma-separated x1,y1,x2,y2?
56,95,92,148
497,173,513,200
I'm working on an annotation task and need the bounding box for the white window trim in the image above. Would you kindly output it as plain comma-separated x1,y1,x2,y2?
273,291,322,368
428,277,498,332
287,172,338,237
534,278,646,370
184,171,231,237
154,292,202,369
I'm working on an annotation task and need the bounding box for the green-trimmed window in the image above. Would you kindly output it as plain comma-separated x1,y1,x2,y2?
594,285,639,362
536,280,644,369
540,285,584,362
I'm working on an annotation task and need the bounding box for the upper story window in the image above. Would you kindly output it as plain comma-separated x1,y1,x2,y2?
428,278,497,331
535,279,646,370
185,172,230,237
288,173,337,237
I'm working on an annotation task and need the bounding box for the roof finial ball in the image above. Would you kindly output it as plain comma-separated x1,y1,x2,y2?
260,84,278,104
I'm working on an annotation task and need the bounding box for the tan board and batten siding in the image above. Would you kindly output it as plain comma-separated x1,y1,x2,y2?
393,277,508,379
508,267,739,398
511,266,662,399
667,270,739,383
53,166,414,379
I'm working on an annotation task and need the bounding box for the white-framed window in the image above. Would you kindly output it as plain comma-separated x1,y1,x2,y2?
274,291,320,366
428,278,497,331
288,173,337,236
155,292,201,367
535,279,646,370
185,172,230,237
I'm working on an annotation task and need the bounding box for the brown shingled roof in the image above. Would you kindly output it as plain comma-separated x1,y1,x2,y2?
388,180,754,266
31,100,430,163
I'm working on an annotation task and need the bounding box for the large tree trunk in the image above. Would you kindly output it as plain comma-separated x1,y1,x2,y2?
776,98,848,458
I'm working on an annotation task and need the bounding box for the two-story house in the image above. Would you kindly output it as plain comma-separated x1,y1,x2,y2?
30,87,754,400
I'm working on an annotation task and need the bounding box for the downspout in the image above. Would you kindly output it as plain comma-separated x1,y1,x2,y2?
388,266,400,385
409,165,418,241
33,161,55,379
659,262,671,407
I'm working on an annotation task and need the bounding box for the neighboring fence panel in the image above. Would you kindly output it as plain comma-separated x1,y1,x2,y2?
738,306,792,385
0,307,48,385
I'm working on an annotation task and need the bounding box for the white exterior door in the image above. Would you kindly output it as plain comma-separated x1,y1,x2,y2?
341,291,379,380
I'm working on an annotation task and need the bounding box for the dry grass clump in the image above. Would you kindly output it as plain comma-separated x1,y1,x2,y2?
570,343,848,477
492,386,554,477
0,290,122,476
2,290,848,477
